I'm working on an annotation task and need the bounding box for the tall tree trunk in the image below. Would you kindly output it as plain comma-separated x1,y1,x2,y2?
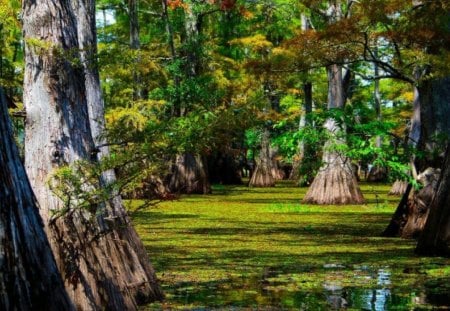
22,1,162,309
161,0,181,117
416,143,450,256
166,9,210,194
290,80,314,185
128,0,142,99
383,76,450,237
0,88,73,311
367,48,387,182
74,0,163,302
303,65,364,204
383,85,422,237
249,129,275,187
290,15,313,184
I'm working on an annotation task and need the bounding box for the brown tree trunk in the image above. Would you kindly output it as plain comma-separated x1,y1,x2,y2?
382,184,413,237
416,144,450,256
389,180,408,195
384,76,450,237
249,129,275,187
0,88,73,311
303,65,364,204
401,167,440,238
169,153,211,194
22,1,162,309
74,0,163,303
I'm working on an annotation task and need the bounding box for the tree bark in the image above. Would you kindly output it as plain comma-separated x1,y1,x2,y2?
388,180,408,195
74,0,163,303
384,76,450,237
303,64,364,204
401,167,441,238
22,1,162,309
249,129,275,187
169,153,211,194
0,88,73,311
416,144,450,256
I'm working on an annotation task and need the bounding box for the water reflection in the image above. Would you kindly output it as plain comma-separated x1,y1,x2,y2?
166,265,450,309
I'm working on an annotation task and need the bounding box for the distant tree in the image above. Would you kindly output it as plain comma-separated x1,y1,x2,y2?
302,1,364,204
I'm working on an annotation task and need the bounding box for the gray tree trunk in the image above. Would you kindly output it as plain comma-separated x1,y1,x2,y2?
74,0,163,302
249,129,275,187
0,88,73,311
367,48,387,182
303,64,364,204
22,1,162,309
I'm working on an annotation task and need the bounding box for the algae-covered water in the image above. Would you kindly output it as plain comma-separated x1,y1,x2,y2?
131,182,450,310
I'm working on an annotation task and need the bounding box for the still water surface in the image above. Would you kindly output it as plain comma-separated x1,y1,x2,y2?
169,264,450,310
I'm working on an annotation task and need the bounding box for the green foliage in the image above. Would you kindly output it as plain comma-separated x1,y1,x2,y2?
48,162,106,217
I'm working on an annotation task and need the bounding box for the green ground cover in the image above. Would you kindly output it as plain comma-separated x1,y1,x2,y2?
131,181,450,310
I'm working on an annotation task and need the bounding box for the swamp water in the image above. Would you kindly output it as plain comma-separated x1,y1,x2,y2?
135,183,450,310
167,264,450,309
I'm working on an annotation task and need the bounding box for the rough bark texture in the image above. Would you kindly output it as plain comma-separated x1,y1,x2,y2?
389,180,409,196
382,183,413,237
415,76,450,256
22,1,162,309
384,76,450,238
169,153,211,194
249,129,275,187
401,168,440,238
302,144,364,204
416,144,450,256
0,88,73,311
74,1,163,304
303,64,364,204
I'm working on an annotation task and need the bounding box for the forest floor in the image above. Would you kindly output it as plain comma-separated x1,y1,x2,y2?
130,181,450,310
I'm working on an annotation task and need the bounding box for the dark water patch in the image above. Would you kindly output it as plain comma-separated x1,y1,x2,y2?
157,265,450,310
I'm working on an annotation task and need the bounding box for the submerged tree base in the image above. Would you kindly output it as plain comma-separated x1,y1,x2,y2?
389,180,409,196
303,161,364,205
249,165,275,187
169,153,211,194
